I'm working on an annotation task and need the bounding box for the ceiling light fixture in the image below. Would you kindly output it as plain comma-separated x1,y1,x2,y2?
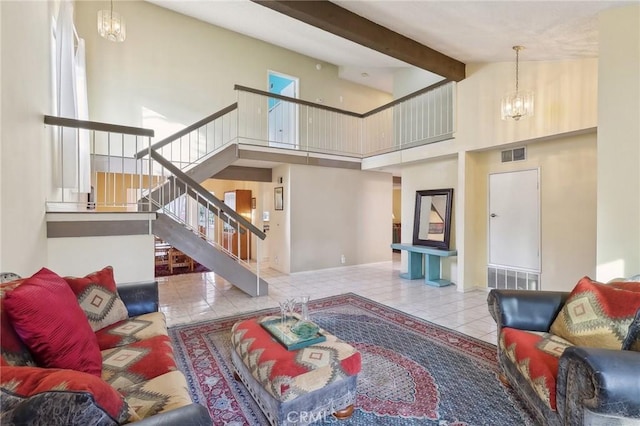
98,0,126,42
501,46,533,121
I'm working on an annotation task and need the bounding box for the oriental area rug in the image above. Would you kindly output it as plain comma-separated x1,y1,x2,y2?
168,293,535,425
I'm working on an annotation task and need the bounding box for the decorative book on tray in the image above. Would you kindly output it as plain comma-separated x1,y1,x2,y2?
260,316,326,351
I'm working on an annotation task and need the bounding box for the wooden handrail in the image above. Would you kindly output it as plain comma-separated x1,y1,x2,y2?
134,103,238,159
234,85,362,117
362,79,452,117
149,150,266,240
235,79,452,118
44,115,154,137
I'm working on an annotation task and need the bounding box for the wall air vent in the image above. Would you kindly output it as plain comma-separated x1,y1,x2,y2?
488,266,539,290
501,147,526,163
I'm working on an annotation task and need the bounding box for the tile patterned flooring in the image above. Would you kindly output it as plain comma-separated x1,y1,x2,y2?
158,254,498,345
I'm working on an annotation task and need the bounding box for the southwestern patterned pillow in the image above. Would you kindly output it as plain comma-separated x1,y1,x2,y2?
550,276,640,349
64,266,129,332
0,365,135,424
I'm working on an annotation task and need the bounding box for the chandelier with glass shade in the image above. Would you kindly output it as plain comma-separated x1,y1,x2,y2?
501,46,534,121
97,0,126,42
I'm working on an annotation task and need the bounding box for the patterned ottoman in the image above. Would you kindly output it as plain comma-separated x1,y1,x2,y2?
231,316,361,426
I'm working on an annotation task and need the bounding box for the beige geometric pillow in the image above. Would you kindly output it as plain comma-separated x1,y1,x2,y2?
550,276,640,349
64,266,129,332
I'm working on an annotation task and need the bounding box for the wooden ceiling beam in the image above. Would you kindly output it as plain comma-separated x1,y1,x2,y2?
252,0,466,82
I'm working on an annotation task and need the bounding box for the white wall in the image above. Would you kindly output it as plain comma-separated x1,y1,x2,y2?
596,4,640,280
0,1,52,276
74,1,392,130
47,235,154,283
289,165,392,273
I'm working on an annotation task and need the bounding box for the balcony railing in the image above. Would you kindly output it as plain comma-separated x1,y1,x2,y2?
127,80,455,173
234,80,455,158
46,80,456,212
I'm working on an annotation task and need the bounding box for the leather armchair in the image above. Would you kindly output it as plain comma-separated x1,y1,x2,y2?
488,289,640,426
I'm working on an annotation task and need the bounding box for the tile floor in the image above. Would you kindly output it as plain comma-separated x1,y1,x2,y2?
157,254,498,344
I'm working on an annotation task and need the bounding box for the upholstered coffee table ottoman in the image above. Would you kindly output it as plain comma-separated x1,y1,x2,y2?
231,316,361,426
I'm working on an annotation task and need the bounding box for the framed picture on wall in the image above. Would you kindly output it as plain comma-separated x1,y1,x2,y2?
274,187,284,211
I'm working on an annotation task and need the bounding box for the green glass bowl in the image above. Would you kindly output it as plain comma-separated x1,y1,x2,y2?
291,320,319,339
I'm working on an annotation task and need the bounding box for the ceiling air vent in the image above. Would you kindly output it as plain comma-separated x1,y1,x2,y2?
501,147,526,163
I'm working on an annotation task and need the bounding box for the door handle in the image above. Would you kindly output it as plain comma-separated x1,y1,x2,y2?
490,213,498,218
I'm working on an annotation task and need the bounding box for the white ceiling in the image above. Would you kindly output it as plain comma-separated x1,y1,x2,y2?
148,0,634,93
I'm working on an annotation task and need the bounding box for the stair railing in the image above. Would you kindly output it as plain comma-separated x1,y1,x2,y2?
147,149,266,284
133,103,238,170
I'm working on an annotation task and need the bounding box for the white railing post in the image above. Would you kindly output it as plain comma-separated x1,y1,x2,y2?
256,237,260,296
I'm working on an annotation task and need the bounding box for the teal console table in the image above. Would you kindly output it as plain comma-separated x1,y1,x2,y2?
391,244,457,287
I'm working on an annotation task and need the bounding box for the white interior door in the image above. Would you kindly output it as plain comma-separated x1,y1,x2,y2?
268,72,299,149
489,169,540,271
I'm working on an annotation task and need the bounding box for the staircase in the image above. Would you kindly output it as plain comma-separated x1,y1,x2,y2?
140,144,268,297
153,213,267,296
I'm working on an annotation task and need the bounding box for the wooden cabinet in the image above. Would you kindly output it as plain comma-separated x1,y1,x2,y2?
222,189,252,260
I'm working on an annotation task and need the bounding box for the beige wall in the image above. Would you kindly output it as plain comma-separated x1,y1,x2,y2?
74,0,392,131
269,164,291,273
596,5,640,280
0,1,52,276
386,56,600,291
393,68,444,98
400,156,458,284
47,235,154,283
401,133,598,293
457,59,597,151
467,133,597,292
289,165,392,273
0,1,3,269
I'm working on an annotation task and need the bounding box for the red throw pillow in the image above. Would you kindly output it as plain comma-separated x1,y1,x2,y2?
0,278,35,367
3,268,102,377
64,266,129,332
0,366,134,424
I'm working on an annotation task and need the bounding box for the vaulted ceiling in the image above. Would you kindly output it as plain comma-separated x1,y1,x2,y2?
147,0,633,93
